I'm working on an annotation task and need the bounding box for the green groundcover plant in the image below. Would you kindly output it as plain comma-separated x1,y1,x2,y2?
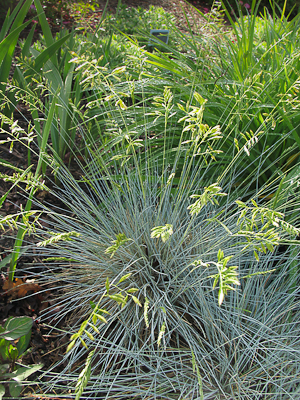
0,316,43,399
102,4,176,36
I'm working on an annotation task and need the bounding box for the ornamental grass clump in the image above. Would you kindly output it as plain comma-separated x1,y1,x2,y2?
31,164,300,399
22,83,300,399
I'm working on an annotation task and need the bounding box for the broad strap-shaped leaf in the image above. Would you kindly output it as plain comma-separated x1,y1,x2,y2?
0,1,23,42
34,0,54,57
1,316,33,341
6,364,43,381
0,0,32,41
0,20,31,69
0,0,32,92
25,34,71,80
21,24,36,57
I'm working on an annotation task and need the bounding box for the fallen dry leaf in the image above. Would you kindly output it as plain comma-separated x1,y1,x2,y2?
2,278,42,300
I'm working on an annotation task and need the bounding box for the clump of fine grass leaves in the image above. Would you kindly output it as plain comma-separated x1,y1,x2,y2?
22,86,300,399
5,2,300,399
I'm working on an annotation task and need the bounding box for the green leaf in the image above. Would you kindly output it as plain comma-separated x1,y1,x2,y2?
84,330,95,341
251,199,258,207
70,333,79,341
16,330,31,356
0,339,10,360
260,243,266,253
151,224,173,242
157,322,166,347
34,0,54,50
132,296,142,307
8,344,18,361
0,384,5,400
1,317,32,340
94,314,108,324
98,309,110,314
79,337,88,350
66,339,77,353
118,273,132,284
27,34,70,79
108,294,125,304
212,275,219,290
127,288,139,293
21,24,35,57
194,92,206,105
222,255,233,267
36,90,58,170
105,277,110,294
266,243,274,252
9,381,22,399
78,321,88,336
0,364,9,374
105,233,131,257
0,18,31,78
88,323,100,334
121,295,128,309
89,301,96,309
0,189,9,208
8,364,43,381
146,52,189,77
217,249,224,261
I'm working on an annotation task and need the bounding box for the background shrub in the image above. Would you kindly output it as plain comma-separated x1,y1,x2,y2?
201,0,300,18
0,0,18,24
